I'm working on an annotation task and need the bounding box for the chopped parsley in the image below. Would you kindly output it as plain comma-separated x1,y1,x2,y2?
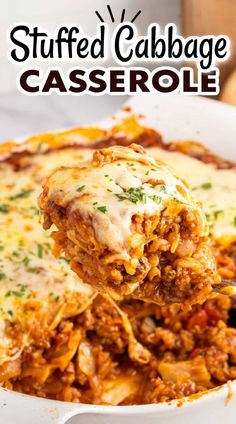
93,202,108,212
159,185,167,193
22,257,30,266
205,210,224,224
97,206,107,214
201,182,212,190
115,186,167,205
116,187,147,204
19,206,40,216
59,256,70,264
213,210,223,220
7,310,13,317
0,273,6,280
28,206,40,215
5,284,27,298
9,189,34,201
27,267,39,274
76,185,85,192
234,216,236,227
149,195,161,204
37,243,43,258
0,204,9,213
172,196,182,204
49,292,60,302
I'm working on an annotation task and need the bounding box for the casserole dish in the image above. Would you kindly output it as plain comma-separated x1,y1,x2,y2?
0,94,236,423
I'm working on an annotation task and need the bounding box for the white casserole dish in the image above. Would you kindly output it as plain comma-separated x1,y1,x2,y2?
0,94,236,423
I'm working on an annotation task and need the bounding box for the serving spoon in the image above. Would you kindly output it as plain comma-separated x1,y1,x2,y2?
213,279,236,299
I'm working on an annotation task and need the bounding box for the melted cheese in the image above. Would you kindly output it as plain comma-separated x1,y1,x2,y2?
0,148,94,362
149,148,236,243
46,145,205,256
0,140,235,362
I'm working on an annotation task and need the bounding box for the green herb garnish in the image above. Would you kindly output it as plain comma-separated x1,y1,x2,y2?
5,284,27,298
149,195,161,204
76,185,85,192
37,244,43,258
9,189,34,200
116,187,147,204
213,210,223,220
59,256,70,264
0,204,9,213
97,206,107,214
201,182,212,190
159,185,167,193
22,257,30,266
27,267,39,274
172,196,182,204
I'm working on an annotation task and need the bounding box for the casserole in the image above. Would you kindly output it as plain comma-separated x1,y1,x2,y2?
0,94,235,422
39,143,218,305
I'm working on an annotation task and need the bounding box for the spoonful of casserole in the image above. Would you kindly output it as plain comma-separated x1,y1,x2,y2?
39,143,220,306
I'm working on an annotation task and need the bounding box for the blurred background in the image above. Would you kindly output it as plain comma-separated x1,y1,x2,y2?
0,0,235,139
